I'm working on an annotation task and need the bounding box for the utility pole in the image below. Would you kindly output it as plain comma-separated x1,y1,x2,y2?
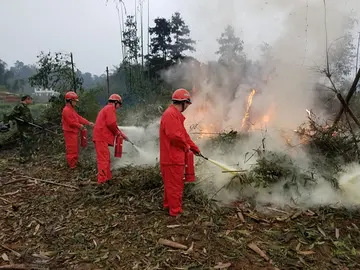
140,0,144,68
147,0,150,79
356,32,360,75
106,66,110,96
70,52,76,92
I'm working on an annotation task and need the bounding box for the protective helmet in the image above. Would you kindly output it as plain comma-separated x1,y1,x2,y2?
65,91,79,101
172,88,192,104
108,94,122,104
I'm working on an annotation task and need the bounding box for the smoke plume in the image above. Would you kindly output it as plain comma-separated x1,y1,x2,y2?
115,0,360,208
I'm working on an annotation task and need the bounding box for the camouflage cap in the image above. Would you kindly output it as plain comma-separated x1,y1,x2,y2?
21,94,32,101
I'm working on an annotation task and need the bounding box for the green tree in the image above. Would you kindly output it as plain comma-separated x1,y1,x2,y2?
122,15,140,64
149,18,172,60
146,18,173,77
0,60,14,89
0,60,7,85
216,25,245,65
170,12,196,61
28,51,83,92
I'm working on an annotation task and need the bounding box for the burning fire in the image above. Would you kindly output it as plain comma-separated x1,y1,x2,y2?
187,87,277,138
241,89,256,130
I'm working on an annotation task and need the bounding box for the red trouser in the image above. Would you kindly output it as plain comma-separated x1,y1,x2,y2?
160,164,185,216
64,131,79,168
94,141,112,184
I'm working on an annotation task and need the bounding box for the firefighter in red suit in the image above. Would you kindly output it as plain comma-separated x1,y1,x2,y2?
61,91,93,169
159,88,201,217
93,94,128,184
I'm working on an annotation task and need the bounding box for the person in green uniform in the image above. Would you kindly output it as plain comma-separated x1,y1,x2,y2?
7,95,35,162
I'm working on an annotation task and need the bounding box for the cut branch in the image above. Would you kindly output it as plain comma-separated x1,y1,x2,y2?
333,68,360,125
324,70,360,128
20,176,80,190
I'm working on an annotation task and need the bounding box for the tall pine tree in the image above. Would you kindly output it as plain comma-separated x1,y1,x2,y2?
170,12,196,61
216,25,244,66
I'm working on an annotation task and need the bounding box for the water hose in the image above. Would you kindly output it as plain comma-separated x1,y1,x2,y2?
125,138,140,153
198,154,240,176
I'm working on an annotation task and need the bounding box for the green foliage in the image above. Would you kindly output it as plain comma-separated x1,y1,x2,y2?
247,151,309,189
76,88,102,122
122,15,140,64
29,51,83,91
203,130,250,154
216,25,245,65
0,60,15,89
170,12,196,60
41,88,101,124
147,12,196,76
149,18,172,60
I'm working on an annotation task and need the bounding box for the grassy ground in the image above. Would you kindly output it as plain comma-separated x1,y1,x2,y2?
0,147,360,270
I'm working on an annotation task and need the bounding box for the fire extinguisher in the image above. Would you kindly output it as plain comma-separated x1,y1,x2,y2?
184,150,195,182
114,135,123,158
80,128,88,148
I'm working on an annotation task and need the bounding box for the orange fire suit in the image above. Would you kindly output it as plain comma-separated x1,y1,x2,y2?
61,104,90,168
159,105,200,216
93,104,125,184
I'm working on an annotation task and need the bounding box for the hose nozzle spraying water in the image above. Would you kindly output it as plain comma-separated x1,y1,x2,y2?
197,153,241,176
126,139,135,146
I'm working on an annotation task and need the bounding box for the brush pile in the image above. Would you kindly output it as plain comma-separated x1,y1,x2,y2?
295,113,360,163
198,110,360,195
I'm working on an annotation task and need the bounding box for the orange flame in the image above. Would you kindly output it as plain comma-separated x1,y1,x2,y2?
241,89,256,129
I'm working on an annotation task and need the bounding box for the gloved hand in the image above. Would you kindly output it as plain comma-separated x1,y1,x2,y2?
191,145,201,155
117,130,128,141
185,144,191,152
121,133,128,141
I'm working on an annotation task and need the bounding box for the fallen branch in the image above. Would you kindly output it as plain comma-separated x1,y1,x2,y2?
20,176,80,190
0,179,27,187
1,190,20,197
158,238,188,250
0,265,28,270
333,67,360,125
0,245,21,258
248,242,271,262
344,111,360,160
0,197,11,204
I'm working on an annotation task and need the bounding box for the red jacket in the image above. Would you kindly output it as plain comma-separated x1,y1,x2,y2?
93,104,123,146
159,105,200,165
62,104,90,133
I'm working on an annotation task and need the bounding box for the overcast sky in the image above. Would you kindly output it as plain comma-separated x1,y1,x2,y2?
1,0,358,75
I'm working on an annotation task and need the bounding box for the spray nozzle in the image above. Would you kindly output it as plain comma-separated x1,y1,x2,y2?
198,153,209,160
127,139,135,146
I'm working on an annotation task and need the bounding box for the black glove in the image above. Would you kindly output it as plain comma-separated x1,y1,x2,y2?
0,123,10,133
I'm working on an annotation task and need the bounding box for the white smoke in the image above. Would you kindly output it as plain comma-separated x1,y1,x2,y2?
114,0,360,208
112,123,159,168
161,1,360,207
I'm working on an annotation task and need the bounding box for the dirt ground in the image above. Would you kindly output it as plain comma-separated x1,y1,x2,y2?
0,149,360,270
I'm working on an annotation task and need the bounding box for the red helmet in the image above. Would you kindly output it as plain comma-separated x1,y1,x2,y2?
65,91,79,101
108,94,122,103
172,88,192,103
